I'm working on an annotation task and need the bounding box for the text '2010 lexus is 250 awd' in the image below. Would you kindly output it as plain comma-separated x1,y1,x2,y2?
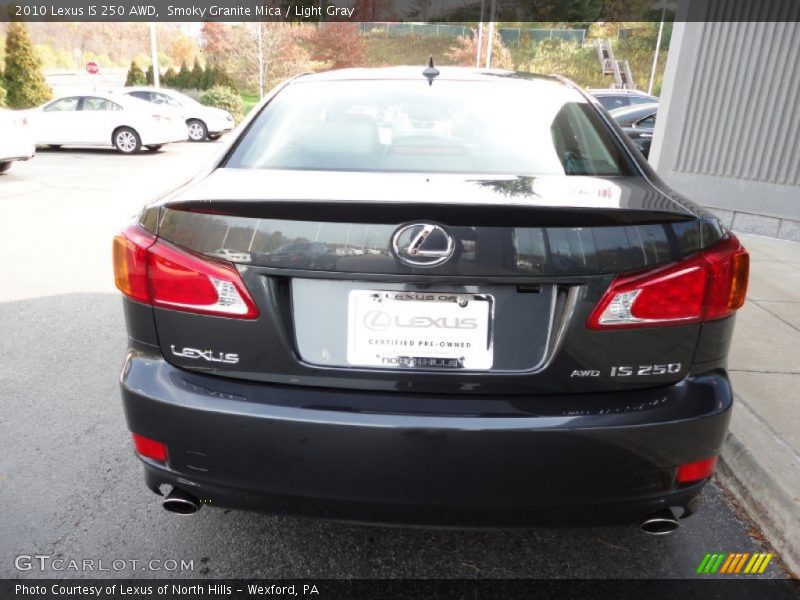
114,67,749,532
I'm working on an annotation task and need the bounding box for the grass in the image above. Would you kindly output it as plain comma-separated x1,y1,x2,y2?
240,93,260,116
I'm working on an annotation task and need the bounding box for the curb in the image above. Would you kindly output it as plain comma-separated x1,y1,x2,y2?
717,398,800,577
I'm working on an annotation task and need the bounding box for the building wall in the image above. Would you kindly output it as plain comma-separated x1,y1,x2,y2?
651,8,800,241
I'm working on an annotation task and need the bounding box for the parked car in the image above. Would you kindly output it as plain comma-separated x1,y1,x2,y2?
123,87,235,142
27,91,187,154
114,67,749,531
609,102,658,158
0,108,35,173
589,88,659,111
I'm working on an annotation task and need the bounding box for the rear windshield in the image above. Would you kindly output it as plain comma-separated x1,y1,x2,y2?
226,79,634,177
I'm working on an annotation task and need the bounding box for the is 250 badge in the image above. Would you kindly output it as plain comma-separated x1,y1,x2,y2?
611,363,682,377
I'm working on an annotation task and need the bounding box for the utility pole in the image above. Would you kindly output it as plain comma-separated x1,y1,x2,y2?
149,23,160,88
475,0,486,68
257,24,265,100
484,0,497,69
649,2,676,95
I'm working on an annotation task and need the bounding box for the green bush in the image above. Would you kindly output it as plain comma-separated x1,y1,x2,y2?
161,67,178,87
203,67,237,92
173,60,190,89
124,60,146,86
199,86,244,122
3,22,53,108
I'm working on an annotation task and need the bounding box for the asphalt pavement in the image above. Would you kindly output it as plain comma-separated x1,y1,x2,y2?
0,143,794,580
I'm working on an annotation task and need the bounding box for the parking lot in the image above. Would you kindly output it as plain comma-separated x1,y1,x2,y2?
0,143,793,580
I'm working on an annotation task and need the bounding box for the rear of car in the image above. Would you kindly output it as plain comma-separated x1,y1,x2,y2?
115,69,748,528
125,87,235,141
0,108,35,172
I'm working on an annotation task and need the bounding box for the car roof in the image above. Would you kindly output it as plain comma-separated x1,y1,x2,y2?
124,86,180,94
44,90,156,110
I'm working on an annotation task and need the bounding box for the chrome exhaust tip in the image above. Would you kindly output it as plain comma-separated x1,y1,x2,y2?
640,508,680,535
162,488,200,515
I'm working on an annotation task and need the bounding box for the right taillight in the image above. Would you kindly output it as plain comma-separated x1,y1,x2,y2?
113,223,260,319
588,234,749,329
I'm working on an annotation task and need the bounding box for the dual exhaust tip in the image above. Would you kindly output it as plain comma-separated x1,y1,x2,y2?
161,488,682,535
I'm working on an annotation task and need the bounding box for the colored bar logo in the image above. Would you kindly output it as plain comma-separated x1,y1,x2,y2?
696,552,773,574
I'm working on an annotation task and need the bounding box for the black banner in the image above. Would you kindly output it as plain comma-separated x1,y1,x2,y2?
1,0,800,23
4,579,800,600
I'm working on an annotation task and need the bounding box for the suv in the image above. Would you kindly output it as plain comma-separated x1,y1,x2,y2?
114,68,748,531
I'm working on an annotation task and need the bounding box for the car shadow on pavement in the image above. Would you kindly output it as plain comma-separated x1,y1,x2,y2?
35,146,173,156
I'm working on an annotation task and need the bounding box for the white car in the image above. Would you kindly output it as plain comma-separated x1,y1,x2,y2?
0,108,35,173
27,91,187,154
124,87,235,142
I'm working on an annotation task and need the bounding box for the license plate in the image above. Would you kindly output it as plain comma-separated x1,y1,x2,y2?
347,290,494,370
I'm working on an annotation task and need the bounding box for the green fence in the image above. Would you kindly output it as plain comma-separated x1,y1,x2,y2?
359,23,586,46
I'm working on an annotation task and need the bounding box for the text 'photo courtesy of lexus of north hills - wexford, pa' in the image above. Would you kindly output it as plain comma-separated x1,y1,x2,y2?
113,65,749,532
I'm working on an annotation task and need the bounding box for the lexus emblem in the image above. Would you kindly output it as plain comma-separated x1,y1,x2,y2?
391,223,455,267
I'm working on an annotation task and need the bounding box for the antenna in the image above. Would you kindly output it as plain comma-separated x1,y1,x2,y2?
422,57,440,86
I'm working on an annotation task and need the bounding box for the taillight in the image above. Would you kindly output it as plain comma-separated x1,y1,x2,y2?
676,456,717,484
131,433,168,462
112,224,155,302
113,223,259,319
588,234,749,329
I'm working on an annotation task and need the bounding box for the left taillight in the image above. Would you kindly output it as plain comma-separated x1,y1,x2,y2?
113,223,260,319
588,234,749,329
131,433,168,462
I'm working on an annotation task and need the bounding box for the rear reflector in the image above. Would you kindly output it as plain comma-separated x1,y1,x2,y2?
588,234,749,329
131,433,168,462
676,456,717,484
113,224,259,319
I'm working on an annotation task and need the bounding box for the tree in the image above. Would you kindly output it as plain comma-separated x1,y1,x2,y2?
0,83,6,108
3,22,53,108
307,24,367,70
201,22,233,66
445,27,513,70
204,66,237,92
352,0,397,20
162,66,178,87
168,34,199,66
124,60,146,86
145,64,154,85
189,58,204,90
174,60,189,88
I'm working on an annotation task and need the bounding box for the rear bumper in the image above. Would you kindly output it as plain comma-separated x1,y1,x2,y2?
120,353,732,526
139,123,188,145
207,123,233,136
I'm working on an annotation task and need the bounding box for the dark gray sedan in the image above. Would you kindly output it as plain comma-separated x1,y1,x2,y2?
609,102,659,158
